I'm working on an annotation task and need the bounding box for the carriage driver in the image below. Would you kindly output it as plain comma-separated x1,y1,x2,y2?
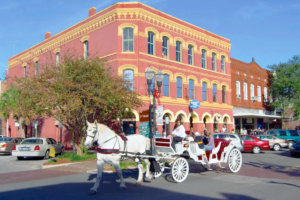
170,119,187,150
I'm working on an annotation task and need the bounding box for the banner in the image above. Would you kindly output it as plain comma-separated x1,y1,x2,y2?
156,105,164,126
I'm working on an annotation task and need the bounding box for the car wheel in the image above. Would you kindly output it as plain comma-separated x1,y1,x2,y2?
252,146,261,154
44,150,50,160
17,156,24,160
288,141,295,148
273,144,281,151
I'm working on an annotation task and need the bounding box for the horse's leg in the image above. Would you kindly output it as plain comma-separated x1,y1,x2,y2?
143,158,152,181
90,159,104,194
135,158,144,184
112,160,126,189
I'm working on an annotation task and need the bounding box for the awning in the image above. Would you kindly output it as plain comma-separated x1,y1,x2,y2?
233,114,282,119
233,107,282,119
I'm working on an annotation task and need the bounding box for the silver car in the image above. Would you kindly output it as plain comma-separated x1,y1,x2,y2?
256,134,288,151
12,137,64,160
0,137,23,154
213,133,244,151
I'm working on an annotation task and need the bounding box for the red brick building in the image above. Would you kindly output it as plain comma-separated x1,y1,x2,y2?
231,58,281,134
7,2,233,147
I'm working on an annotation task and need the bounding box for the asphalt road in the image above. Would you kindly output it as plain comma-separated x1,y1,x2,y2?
0,153,46,174
0,149,299,200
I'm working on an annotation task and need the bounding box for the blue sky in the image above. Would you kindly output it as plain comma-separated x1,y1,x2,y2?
0,0,299,79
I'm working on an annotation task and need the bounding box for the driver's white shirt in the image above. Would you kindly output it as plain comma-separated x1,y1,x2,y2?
172,125,186,138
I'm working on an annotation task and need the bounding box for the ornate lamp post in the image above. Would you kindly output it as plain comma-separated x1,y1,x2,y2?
145,66,163,154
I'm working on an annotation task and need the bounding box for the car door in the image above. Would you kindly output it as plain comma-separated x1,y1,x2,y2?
243,136,255,151
50,138,61,154
278,130,288,141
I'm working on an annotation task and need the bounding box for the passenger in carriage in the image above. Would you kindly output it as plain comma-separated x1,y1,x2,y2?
204,131,215,151
193,131,204,149
170,119,186,150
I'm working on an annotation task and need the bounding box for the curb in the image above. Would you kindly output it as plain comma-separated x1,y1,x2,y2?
42,162,80,169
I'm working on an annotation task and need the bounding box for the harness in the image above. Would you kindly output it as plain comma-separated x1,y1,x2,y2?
87,123,127,155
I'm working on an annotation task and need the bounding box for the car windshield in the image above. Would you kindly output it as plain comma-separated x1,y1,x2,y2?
289,130,299,136
21,139,43,144
0,138,13,142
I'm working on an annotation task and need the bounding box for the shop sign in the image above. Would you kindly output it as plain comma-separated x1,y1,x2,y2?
189,100,200,110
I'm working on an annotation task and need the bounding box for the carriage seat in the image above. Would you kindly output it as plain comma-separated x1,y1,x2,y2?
206,141,222,162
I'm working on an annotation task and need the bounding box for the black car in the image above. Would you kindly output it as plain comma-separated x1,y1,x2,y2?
290,141,300,157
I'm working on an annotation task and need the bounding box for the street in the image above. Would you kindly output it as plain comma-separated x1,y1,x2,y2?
0,149,299,200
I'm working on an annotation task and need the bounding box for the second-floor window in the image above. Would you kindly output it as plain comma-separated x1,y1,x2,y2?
24,66,27,80
162,36,169,58
56,52,60,66
244,82,248,100
236,81,241,98
148,31,155,55
264,87,268,101
176,41,182,62
221,55,225,73
213,83,217,102
163,74,169,96
189,79,194,99
222,85,226,103
83,41,88,59
250,84,255,100
35,61,39,76
123,69,134,91
212,52,216,71
123,27,134,52
202,82,207,101
176,77,182,98
201,49,206,68
188,45,194,65
257,86,261,102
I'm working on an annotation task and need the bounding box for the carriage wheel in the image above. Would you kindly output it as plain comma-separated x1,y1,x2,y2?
227,148,242,173
171,157,189,183
153,160,165,178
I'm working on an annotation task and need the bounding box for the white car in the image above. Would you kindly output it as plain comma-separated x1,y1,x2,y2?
12,137,64,160
213,133,244,151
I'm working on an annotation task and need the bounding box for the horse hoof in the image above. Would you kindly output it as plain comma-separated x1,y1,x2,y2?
136,181,142,186
89,189,97,195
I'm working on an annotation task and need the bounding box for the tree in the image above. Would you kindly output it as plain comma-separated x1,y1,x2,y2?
269,56,300,119
0,57,142,154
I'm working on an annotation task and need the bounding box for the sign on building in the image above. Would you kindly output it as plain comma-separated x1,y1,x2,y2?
156,105,164,126
139,110,150,137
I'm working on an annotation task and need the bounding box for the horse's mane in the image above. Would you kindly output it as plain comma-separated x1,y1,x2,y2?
97,123,118,136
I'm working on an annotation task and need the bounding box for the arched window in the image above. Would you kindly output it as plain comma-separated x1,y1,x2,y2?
162,36,169,58
123,28,134,52
201,49,206,68
250,84,255,101
176,77,182,98
83,41,89,60
148,31,155,55
163,74,169,96
189,79,194,99
236,81,241,99
222,85,226,103
35,61,39,76
56,52,60,66
221,55,225,73
202,82,207,101
213,83,217,102
176,41,182,62
123,69,134,91
24,66,27,80
212,52,216,71
244,82,248,100
257,85,261,102
188,45,194,65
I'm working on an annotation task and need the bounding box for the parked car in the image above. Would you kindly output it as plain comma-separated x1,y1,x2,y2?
12,137,64,160
213,133,243,151
239,135,270,154
255,134,288,151
0,137,23,154
290,141,300,157
264,129,300,147
0,135,7,138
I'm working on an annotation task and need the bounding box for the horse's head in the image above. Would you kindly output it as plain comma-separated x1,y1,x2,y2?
84,120,98,148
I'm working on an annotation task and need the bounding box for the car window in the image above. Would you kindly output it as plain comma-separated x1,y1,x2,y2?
269,130,276,135
266,136,272,139
229,135,236,139
21,139,43,144
279,131,287,136
218,134,226,139
289,130,299,136
213,135,218,139
245,136,254,141
0,138,13,142
50,138,57,144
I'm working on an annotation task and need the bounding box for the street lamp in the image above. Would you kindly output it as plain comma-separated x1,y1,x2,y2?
145,66,163,154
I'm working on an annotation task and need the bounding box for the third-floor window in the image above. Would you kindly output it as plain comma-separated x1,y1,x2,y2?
162,36,169,58
201,49,206,68
188,45,194,65
189,79,194,99
222,85,226,103
202,82,207,101
212,52,216,71
123,27,134,52
83,41,89,60
163,74,169,96
213,83,217,102
176,41,182,62
176,77,182,98
221,55,225,73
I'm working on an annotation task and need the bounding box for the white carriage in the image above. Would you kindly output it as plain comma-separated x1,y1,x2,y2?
152,137,243,183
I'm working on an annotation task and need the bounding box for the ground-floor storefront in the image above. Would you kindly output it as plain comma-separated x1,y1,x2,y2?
233,107,282,134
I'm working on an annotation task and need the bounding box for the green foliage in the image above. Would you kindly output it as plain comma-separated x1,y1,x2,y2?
56,152,96,161
269,56,300,119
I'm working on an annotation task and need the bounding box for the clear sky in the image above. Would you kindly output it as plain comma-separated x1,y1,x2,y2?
0,0,299,79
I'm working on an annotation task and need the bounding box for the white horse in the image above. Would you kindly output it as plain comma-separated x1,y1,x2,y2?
84,121,152,194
